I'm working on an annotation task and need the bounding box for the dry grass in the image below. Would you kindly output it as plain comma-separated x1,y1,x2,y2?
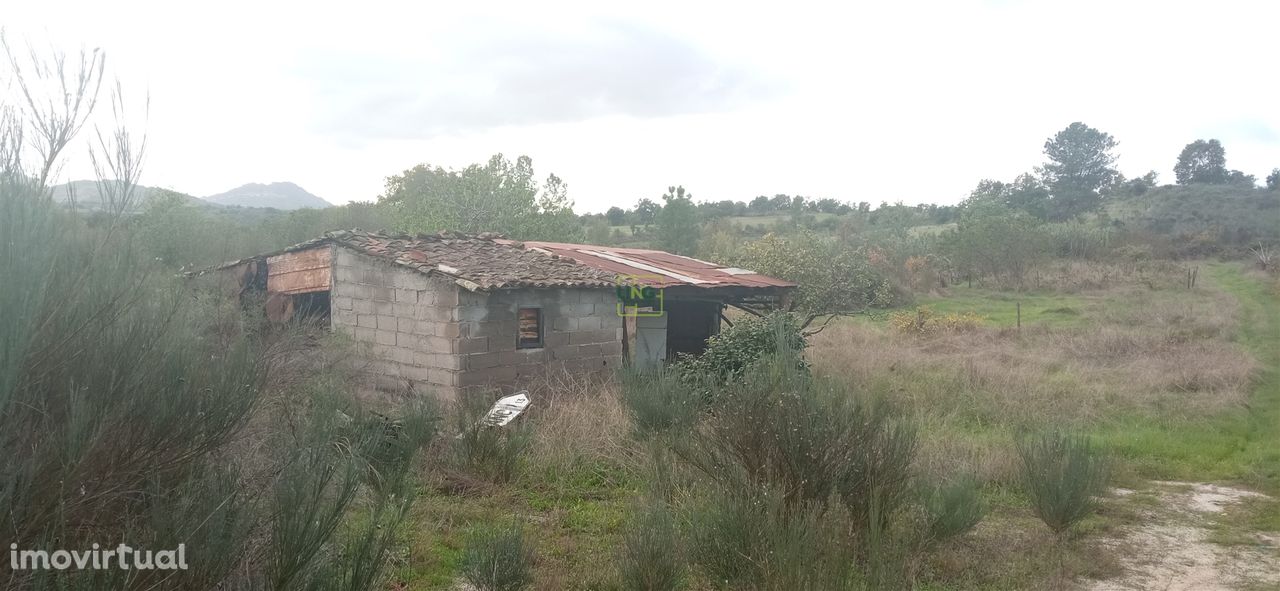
810,284,1256,431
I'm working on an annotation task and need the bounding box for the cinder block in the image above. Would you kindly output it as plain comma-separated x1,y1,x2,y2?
436,287,461,307
357,314,378,328
368,286,394,302
373,300,393,315
600,341,623,356
417,290,436,306
577,316,601,331
552,345,579,360
393,303,415,317
333,296,353,310
459,337,488,354
334,282,358,297
437,323,463,338
400,364,431,382
354,327,376,342
423,335,456,354
428,368,457,386
544,331,570,347
333,309,357,327
375,330,398,346
396,333,421,350
353,299,373,314
413,351,438,367
467,352,503,370
577,343,602,359
552,317,578,331
414,320,440,336
398,317,416,333
376,315,398,331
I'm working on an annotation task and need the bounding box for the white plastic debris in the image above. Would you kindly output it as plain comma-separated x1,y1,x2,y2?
480,391,530,427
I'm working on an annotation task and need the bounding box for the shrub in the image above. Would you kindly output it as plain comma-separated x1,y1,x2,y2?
921,475,986,542
461,523,535,591
620,365,700,438
450,393,532,483
675,312,807,390
617,502,685,591
688,486,856,590
888,306,984,335
1017,431,1110,535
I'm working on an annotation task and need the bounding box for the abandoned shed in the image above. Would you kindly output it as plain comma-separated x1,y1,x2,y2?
197,230,795,397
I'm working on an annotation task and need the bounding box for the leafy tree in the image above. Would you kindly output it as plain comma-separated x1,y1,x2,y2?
1118,170,1160,196
634,198,660,228
748,195,771,213
379,154,582,241
656,185,701,255
1226,169,1257,187
735,231,895,329
605,206,627,226
1040,122,1120,220
1268,168,1280,190
945,201,1047,287
1174,139,1228,185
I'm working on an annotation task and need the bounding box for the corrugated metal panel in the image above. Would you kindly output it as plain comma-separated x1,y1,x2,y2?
267,246,332,295
516,241,796,289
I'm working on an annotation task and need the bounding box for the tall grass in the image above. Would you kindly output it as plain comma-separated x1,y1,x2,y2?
460,523,535,591
617,502,684,591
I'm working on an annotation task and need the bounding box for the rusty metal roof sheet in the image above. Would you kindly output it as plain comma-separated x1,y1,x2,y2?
507,240,797,290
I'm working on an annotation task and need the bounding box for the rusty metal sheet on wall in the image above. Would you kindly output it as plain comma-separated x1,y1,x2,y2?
267,246,332,295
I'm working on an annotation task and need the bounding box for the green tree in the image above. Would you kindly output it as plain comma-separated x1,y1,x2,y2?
379,154,582,241
635,198,660,228
605,206,627,226
1174,139,1228,185
656,185,701,255
1040,122,1120,220
945,201,1047,287
1267,168,1280,190
735,231,895,328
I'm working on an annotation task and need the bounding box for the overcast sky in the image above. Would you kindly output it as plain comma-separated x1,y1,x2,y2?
6,0,1278,212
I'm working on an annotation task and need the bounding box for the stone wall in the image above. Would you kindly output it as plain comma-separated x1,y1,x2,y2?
456,287,624,392
330,246,465,398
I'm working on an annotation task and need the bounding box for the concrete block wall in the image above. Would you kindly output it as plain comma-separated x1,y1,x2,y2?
330,246,464,398
456,287,624,392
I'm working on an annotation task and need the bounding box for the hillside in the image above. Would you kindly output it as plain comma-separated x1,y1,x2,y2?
1107,184,1280,246
204,182,331,210
50,180,202,210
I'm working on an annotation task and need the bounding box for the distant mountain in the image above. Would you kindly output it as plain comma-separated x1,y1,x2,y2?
204,182,331,210
50,180,204,210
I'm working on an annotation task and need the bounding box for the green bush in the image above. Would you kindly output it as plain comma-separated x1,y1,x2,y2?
461,523,535,591
1017,431,1110,534
675,312,807,390
617,502,685,591
922,475,986,542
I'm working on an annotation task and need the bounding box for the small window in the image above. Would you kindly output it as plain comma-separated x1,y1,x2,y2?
518,307,543,349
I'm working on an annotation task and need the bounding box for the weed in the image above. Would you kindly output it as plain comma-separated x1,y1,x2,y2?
617,502,685,591
460,523,535,591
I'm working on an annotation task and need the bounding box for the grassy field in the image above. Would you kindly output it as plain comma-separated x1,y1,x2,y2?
390,262,1280,590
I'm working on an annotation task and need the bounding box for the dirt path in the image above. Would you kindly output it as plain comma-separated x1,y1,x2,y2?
1087,481,1280,590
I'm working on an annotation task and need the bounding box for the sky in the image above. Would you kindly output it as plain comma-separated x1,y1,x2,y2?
4,0,1279,212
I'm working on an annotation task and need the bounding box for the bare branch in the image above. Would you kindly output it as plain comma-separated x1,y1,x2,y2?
1,31,106,190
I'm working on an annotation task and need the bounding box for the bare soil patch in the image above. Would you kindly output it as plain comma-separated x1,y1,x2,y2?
1087,482,1280,591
